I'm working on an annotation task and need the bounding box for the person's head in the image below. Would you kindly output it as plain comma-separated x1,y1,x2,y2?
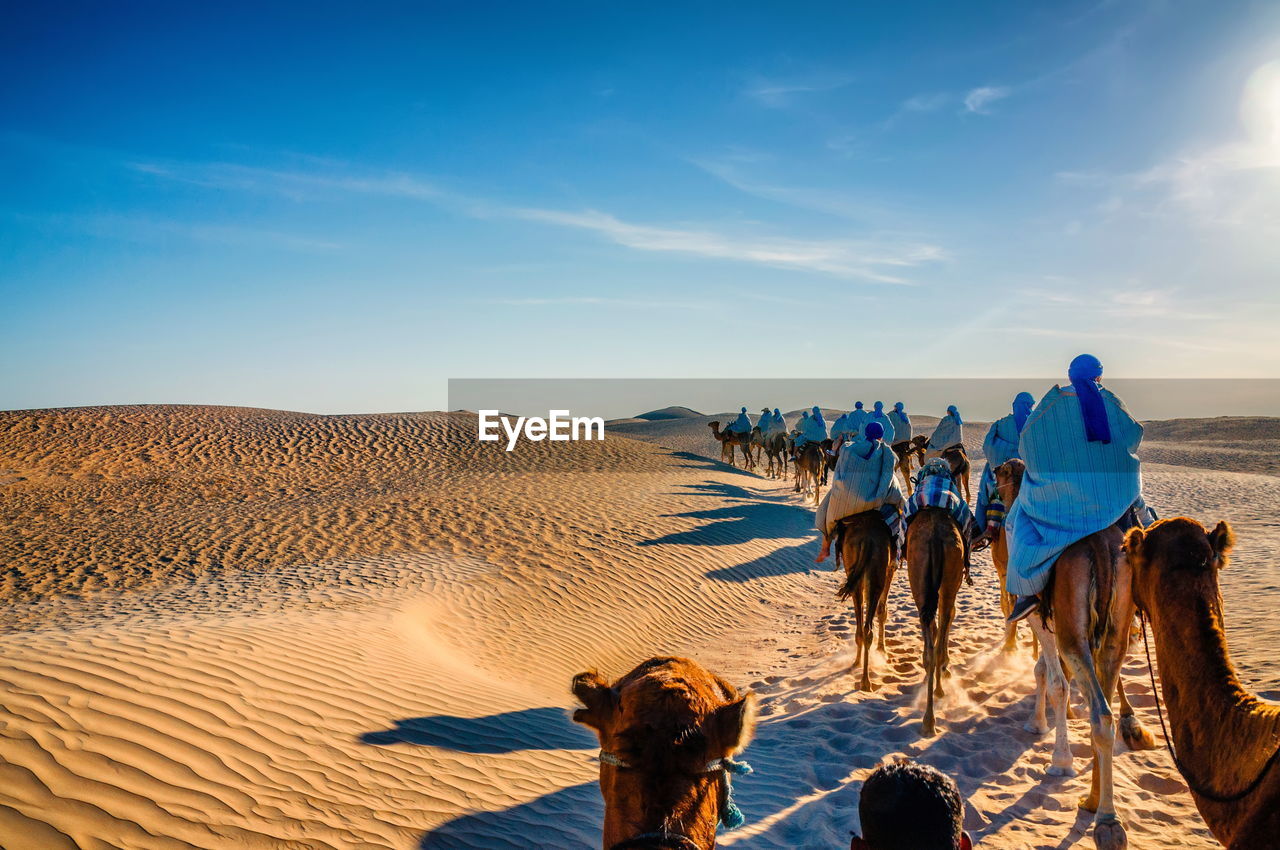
1012,392,1035,413
741,406,747,414
855,401,864,410
812,405,821,415
894,402,904,413
864,422,885,442
946,405,958,417
762,407,770,414
1068,353,1103,385
873,401,884,413
852,762,971,850
773,408,781,416
801,410,810,419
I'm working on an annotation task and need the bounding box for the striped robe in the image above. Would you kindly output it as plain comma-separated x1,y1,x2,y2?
816,439,904,534
1004,385,1144,596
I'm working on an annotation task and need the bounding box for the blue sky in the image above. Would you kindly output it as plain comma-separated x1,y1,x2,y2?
3,1,1279,413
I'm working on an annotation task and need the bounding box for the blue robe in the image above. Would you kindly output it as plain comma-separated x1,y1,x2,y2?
816,439,903,533
869,410,896,445
1005,386,1144,596
976,413,1022,527
927,413,963,453
728,410,752,433
800,413,829,444
846,409,870,437
889,410,912,444
829,413,851,441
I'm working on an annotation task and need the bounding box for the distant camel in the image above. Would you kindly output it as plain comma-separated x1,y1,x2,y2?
572,657,756,850
708,421,755,470
990,459,1034,655
834,510,896,691
939,444,971,504
907,507,966,736
1021,519,1156,850
793,442,824,505
893,437,927,495
760,431,788,479
1126,518,1280,850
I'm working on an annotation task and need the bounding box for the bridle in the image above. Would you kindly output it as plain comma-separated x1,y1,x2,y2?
600,750,753,850
1138,607,1280,803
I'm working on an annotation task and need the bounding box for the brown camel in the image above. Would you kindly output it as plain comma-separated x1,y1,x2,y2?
1021,519,1156,850
762,432,788,479
907,507,966,736
572,657,757,850
793,442,824,505
834,510,896,691
893,437,926,496
939,444,971,504
707,421,754,470
1125,518,1280,850
990,459,1035,655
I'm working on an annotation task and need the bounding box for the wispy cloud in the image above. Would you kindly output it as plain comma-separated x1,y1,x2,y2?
963,86,1012,114
689,153,894,221
742,73,856,108
1016,285,1220,321
132,157,944,283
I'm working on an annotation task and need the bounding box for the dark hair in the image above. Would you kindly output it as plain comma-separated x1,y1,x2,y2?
858,762,964,850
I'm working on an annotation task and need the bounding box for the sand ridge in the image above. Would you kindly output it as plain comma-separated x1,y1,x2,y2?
1,405,1276,848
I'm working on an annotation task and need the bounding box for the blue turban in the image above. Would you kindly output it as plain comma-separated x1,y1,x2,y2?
873,401,884,412
947,405,963,425
1013,392,1035,432
1068,354,1110,443
894,402,905,412
864,422,885,441
773,408,781,416
741,407,747,413
855,401,864,410
811,405,825,427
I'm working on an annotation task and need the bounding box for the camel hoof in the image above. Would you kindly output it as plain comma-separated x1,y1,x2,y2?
1120,715,1158,751
1047,763,1076,777
1078,795,1099,813
859,678,875,692
921,720,937,738
1092,816,1127,850
1024,721,1048,735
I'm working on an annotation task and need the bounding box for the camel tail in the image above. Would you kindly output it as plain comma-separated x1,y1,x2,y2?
921,526,944,626
1087,533,1115,648
836,524,870,602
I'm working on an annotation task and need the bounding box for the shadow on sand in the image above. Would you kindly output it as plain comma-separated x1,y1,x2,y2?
361,706,596,754
418,782,601,849
667,450,761,478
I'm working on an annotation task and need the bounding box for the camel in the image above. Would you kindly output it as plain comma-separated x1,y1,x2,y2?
1019,517,1158,850
906,507,966,736
756,430,788,479
793,442,824,505
893,437,926,496
939,444,971,504
834,510,896,690
1125,518,1280,850
572,657,757,850
990,460,1035,655
707,421,754,471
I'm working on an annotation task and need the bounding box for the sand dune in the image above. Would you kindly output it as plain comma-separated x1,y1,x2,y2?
1,405,1276,848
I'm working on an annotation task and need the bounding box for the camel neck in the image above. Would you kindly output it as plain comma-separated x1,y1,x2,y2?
1151,588,1280,795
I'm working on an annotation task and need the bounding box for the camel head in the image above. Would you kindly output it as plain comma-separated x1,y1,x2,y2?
707,421,725,441
1124,517,1234,618
572,657,757,850
993,459,1025,506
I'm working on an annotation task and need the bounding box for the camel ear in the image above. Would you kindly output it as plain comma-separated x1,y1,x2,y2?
571,671,617,733
711,692,757,754
1123,527,1145,562
1208,521,1235,566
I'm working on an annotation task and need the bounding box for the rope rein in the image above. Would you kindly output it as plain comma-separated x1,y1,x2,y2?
1140,613,1280,804
598,751,753,831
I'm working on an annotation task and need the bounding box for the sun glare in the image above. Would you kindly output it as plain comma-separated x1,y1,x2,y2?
1241,60,1280,145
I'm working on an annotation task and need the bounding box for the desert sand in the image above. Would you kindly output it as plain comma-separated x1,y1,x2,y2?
1,405,1276,849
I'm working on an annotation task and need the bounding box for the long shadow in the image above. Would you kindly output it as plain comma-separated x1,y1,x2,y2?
639,501,816,548
704,539,823,582
361,707,596,754
419,782,600,849
668,450,760,478
671,480,791,501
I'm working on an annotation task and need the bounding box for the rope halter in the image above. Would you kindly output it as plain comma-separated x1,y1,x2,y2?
598,750,754,830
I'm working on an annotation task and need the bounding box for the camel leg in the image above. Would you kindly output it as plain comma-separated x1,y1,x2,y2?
935,576,960,691
1116,674,1156,751
1058,633,1113,816
1028,616,1074,774
1084,633,1129,849
876,593,888,653
921,618,937,736
858,585,874,691
1029,653,1050,734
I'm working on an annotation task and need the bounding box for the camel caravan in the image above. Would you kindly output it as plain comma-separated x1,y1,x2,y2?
572,354,1276,849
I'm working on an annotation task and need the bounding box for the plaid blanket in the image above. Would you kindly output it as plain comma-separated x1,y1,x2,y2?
906,472,976,537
